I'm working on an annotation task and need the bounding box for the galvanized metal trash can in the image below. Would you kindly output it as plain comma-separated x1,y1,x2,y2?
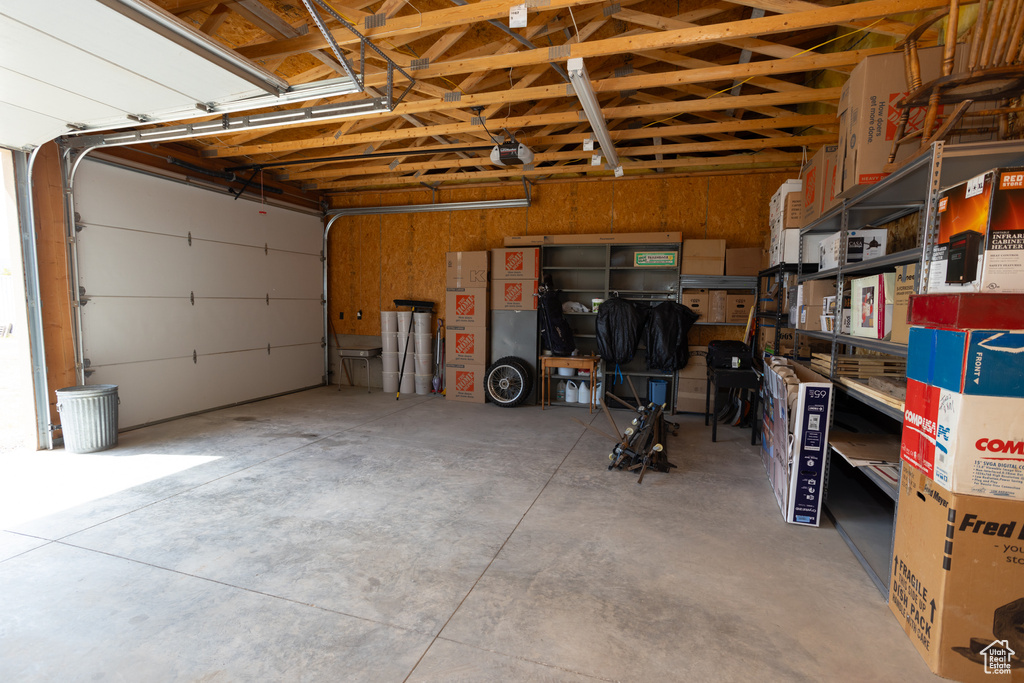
55,384,119,453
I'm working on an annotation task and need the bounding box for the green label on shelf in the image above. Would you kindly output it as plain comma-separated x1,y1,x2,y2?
634,251,677,267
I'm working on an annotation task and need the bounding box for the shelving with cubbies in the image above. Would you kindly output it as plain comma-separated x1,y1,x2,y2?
540,241,681,408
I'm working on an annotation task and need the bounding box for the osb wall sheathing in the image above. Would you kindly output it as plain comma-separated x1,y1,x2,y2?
31,142,77,436
329,172,791,337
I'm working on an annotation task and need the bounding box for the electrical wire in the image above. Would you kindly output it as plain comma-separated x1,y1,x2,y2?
640,18,884,130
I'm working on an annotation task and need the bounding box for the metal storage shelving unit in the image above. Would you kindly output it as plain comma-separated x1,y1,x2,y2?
754,262,817,358
679,274,757,326
540,240,681,408
792,139,1024,599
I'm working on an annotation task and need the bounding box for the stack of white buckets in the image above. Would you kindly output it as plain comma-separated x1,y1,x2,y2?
380,311,433,395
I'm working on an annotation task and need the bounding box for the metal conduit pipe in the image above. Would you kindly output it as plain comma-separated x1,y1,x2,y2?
320,182,531,381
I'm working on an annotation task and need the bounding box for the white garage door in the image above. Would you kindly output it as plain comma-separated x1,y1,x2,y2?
73,159,324,429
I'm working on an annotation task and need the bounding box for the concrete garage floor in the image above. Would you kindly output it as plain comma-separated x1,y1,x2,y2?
0,387,940,682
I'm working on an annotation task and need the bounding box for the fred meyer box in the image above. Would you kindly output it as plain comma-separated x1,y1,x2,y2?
491,280,539,311
927,168,1024,294
446,251,488,288
889,465,1024,682
445,326,487,365
445,288,488,326
490,247,539,280
444,364,486,403
902,327,1024,500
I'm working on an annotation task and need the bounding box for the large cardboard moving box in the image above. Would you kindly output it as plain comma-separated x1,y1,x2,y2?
444,364,486,403
889,466,1024,682
725,248,762,276
446,251,489,288
490,247,540,280
800,144,840,226
491,280,539,310
445,288,488,326
682,239,725,275
445,327,487,365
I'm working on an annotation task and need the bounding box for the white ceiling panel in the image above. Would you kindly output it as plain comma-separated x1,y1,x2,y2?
0,0,278,150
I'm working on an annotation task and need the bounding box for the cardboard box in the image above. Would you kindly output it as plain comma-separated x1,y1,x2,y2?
770,229,827,266
675,377,707,413
901,378,1024,500
850,273,895,340
445,288,488,326
770,179,802,219
726,294,754,324
761,359,833,525
907,327,1024,399
800,144,839,226
798,304,826,331
503,235,546,246
891,264,917,345
490,247,540,280
682,239,726,275
725,248,762,276
889,465,1024,681
759,326,816,358
444,364,486,403
677,345,708,379
708,289,728,323
797,279,837,311
446,251,489,288
548,231,682,245
681,289,709,319
909,293,1024,329
927,168,1024,294
782,193,803,229
837,47,946,198
490,279,538,311
818,229,888,270
445,327,487,365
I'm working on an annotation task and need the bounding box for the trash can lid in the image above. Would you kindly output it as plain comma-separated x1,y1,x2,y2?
55,384,118,396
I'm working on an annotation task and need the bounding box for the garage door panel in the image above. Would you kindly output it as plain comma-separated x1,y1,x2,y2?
75,162,194,238
0,66,125,123
82,297,195,367
268,250,320,299
196,299,267,355
191,240,265,298
188,201,267,248
196,350,270,410
264,205,322,253
267,344,322,396
268,300,323,347
78,226,190,298
89,358,199,429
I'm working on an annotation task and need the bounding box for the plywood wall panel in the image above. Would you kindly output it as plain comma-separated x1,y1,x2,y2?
613,177,665,232
448,186,488,252
531,183,577,235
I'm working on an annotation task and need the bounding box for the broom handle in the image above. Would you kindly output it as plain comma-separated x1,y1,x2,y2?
397,313,414,400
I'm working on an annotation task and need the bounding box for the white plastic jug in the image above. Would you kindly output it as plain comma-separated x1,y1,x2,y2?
578,380,590,405
565,380,578,403
594,381,604,407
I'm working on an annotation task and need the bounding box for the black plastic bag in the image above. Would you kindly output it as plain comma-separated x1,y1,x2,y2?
645,301,700,371
596,297,643,364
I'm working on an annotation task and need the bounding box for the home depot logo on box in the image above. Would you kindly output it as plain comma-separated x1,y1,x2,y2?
503,282,523,303
456,370,475,392
455,294,475,316
455,333,475,355
804,166,817,207
886,93,930,140
505,250,523,272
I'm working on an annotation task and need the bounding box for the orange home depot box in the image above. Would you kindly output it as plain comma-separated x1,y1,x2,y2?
491,279,539,310
837,46,947,198
490,248,540,280
445,288,488,326
445,327,487,365
444,364,486,403
889,465,1024,682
